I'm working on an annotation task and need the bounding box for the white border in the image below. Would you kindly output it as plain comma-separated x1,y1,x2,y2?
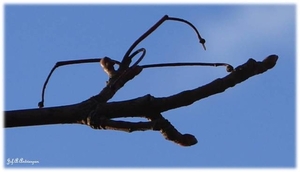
1,0,298,171
1,0,298,4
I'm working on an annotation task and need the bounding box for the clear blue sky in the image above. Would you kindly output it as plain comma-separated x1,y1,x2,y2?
4,5,295,168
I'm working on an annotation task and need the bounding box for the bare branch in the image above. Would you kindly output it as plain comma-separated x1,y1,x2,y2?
4,55,278,146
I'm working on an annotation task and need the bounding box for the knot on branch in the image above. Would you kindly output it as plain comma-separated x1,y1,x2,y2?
86,110,107,129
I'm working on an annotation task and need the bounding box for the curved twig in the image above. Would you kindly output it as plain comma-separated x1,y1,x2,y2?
119,15,206,72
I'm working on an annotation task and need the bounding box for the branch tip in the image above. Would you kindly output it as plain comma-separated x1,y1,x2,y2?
181,134,198,146
262,54,278,69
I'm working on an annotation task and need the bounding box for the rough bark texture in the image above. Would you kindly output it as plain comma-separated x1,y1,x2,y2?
4,54,278,146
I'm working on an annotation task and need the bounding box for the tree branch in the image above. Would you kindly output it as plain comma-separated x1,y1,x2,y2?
4,55,278,146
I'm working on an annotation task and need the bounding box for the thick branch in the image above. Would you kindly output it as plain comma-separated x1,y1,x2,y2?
5,104,83,128
4,55,278,129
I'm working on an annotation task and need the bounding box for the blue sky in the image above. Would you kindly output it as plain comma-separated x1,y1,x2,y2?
4,4,295,168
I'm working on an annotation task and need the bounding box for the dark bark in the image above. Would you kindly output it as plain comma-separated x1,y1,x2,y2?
4,55,278,146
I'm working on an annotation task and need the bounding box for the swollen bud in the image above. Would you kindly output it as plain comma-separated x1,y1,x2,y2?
199,38,206,50
100,57,117,78
199,38,206,44
180,134,198,146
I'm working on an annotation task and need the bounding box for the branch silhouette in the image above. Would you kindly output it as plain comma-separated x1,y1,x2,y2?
4,15,278,147
5,55,278,146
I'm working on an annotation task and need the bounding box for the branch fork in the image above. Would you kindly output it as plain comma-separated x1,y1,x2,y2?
82,54,278,146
